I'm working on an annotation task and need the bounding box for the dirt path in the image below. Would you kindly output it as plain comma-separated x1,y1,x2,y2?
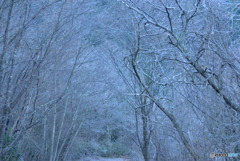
79,157,130,161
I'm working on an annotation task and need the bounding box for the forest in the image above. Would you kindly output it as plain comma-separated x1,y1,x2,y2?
0,0,240,161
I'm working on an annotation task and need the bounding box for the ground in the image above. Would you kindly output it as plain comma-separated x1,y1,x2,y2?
78,157,135,161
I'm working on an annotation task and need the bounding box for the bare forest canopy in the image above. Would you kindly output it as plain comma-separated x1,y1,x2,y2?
0,0,240,161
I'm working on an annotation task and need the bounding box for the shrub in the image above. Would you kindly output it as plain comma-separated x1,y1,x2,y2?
0,131,21,161
98,141,129,157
